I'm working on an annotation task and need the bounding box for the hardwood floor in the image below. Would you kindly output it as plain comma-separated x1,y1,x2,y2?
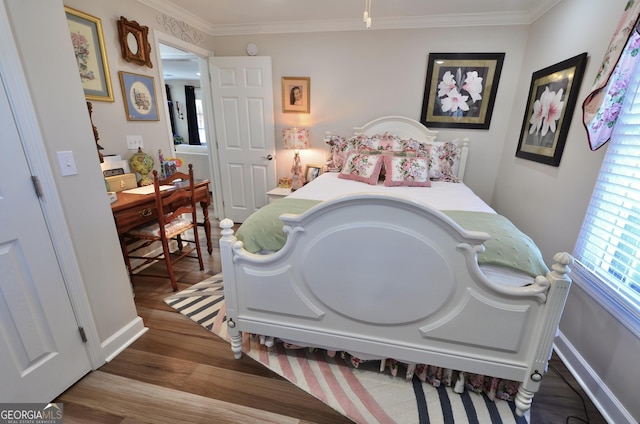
55,218,608,423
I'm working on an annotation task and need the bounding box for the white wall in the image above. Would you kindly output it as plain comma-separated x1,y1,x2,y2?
210,27,529,203
494,0,639,421
5,0,141,351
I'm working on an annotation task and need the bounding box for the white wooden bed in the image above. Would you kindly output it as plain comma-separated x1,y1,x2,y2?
219,116,572,416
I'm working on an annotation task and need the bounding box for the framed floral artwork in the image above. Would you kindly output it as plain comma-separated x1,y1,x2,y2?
65,6,114,102
282,77,310,113
515,53,587,166
118,71,159,121
420,53,504,129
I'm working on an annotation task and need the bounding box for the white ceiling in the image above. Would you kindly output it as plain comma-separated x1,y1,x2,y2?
156,0,563,81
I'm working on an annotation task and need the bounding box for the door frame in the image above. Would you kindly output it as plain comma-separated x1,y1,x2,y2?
0,2,102,368
154,30,224,219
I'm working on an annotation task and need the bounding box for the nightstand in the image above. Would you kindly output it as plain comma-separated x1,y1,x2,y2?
267,187,291,203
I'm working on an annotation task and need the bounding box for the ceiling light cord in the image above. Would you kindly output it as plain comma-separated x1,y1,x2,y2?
363,0,372,28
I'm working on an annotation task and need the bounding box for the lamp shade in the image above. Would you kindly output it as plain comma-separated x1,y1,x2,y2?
282,127,310,150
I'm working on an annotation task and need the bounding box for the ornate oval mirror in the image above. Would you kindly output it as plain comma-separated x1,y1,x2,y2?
117,16,152,68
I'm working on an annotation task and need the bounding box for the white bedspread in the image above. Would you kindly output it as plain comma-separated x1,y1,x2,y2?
289,173,496,213
288,173,534,287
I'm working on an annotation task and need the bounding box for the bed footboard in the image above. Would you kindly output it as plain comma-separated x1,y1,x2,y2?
219,193,572,416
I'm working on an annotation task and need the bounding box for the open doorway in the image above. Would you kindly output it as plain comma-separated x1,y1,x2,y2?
158,42,211,182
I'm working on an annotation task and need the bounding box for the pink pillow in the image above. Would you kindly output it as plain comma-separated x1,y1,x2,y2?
338,153,383,185
382,155,431,187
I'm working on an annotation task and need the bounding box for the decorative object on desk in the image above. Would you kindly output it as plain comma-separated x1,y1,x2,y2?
158,149,165,178
282,127,310,191
282,77,310,113
65,6,114,102
305,164,323,184
117,16,153,68
118,71,159,121
278,177,292,189
105,172,138,192
163,161,178,178
516,53,587,166
420,52,504,129
129,147,154,186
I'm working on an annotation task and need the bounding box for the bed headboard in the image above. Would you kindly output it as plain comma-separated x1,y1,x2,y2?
352,115,469,181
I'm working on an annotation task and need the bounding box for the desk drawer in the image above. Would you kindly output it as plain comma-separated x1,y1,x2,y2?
113,204,158,233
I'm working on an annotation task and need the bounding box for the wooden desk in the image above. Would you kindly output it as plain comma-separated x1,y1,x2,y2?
110,180,212,254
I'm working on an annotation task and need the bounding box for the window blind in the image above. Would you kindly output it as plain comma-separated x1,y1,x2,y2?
574,65,640,313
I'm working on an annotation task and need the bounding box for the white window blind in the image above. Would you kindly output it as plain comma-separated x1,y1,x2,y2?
574,65,640,316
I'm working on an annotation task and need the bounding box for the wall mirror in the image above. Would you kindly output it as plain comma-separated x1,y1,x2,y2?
117,16,152,68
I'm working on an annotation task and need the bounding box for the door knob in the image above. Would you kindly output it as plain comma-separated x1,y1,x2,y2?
262,154,273,160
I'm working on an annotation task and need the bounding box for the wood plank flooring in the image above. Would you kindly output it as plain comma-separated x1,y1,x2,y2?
55,218,608,423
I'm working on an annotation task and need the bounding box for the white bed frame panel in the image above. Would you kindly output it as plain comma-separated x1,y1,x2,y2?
219,116,572,416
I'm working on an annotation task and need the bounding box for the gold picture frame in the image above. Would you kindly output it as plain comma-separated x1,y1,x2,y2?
117,16,153,68
305,164,323,183
282,77,310,113
65,6,114,102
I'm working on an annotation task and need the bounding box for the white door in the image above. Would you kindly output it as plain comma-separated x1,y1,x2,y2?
209,56,276,223
0,78,92,402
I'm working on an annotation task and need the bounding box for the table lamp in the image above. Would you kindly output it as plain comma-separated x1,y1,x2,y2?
282,127,310,190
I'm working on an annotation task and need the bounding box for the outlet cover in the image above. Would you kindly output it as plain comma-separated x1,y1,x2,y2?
126,135,144,150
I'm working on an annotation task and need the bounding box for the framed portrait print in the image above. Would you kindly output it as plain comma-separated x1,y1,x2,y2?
515,53,587,166
282,77,310,113
420,53,504,129
305,164,323,183
65,6,114,102
118,71,159,121
117,16,153,68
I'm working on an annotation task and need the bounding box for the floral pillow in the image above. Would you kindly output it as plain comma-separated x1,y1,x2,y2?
324,134,352,172
382,155,431,187
427,141,461,182
338,153,383,185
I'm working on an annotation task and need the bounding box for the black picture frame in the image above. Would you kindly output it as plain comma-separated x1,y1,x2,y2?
420,52,505,129
515,53,588,166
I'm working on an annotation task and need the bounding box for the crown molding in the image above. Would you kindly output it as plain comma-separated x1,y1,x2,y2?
139,0,562,37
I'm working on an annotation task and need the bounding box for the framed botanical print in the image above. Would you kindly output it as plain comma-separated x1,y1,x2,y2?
515,53,587,166
420,52,505,129
65,6,114,102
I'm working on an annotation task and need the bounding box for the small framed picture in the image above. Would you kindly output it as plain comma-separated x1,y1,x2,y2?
282,77,310,113
305,164,323,183
163,160,177,178
118,71,159,121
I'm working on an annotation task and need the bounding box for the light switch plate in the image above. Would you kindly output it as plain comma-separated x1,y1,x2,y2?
56,151,78,176
126,135,144,150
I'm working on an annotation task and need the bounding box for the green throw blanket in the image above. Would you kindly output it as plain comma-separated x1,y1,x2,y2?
236,198,548,277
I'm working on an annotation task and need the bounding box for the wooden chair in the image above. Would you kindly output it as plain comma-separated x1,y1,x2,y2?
120,164,204,291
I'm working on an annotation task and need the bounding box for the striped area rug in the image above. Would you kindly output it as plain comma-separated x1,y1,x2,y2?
165,274,529,424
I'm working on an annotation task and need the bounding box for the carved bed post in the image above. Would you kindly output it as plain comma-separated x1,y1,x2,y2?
219,218,243,359
516,252,573,416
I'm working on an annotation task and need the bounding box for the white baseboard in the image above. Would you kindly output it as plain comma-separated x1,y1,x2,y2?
100,316,148,363
554,332,636,424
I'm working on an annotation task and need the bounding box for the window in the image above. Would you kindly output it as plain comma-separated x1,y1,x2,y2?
574,62,640,331
195,90,206,144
